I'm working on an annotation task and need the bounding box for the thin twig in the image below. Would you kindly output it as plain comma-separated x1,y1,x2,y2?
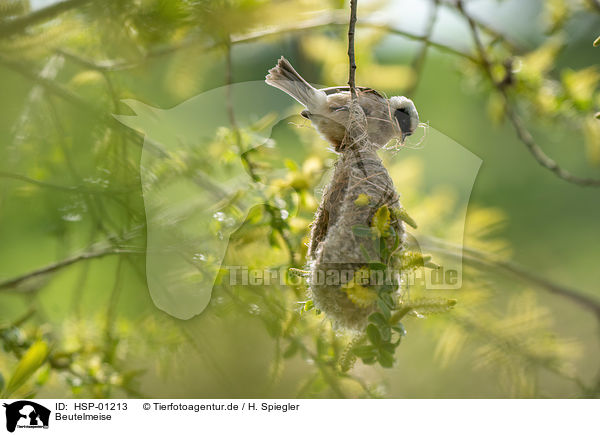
57,13,477,72
224,41,252,178
0,171,129,195
589,0,600,13
46,95,117,234
224,42,239,143
504,107,600,187
0,248,141,291
0,53,167,157
406,0,440,97
420,235,600,320
70,226,98,317
5,308,37,328
445,1,524,53
0,54,128,135
105,256,124,340
452,313,587,388
224,43,297,267
363,20,477,63
0,0,92,38
457,0,600,187
347,0,358,99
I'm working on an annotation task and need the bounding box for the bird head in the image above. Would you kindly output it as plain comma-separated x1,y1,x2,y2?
389,96,419,142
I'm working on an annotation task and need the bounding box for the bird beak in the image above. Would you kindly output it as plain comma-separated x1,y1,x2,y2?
401,132,409,144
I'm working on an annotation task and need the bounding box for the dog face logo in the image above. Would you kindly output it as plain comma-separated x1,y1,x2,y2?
3,401,50,433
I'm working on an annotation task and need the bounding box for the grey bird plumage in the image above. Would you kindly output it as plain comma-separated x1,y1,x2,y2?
265,56,419,151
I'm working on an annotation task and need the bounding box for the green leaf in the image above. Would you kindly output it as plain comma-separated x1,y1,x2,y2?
584,117,600,165
424,259,441,269
381,342,398,353
0,371,4,393
377,300,391,320
303,300,314,312
2,341,49,398
354,193,370,206
546,0,570,34
368,313,391,341
379,240,389,263
368,312,387,327
35,366,50,387
487,91,506,125
268,231,279,248
359,244,371,262
362,356,377,365
316,337,328,356
284,158,299,171
518,38,563,86
382,325,392,342
391,229,401,254
283,342,299,359
395,207,418,229
366,324,381,346
400,251,426,269
372,205,390,237
379,284,396,294
352,345,378,360
378,349,395,368
368,262,387,271
562,67,600,110
352,225,373,238
380,292,394,309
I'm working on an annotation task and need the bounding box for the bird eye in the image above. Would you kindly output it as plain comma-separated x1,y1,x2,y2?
394,108,412,136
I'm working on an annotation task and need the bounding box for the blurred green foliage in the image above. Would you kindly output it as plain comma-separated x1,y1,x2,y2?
0,0,599,398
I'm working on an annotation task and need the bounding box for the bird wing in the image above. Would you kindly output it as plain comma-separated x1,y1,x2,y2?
320,86,386,100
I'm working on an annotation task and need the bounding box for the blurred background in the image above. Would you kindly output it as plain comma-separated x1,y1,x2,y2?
0,0,599,398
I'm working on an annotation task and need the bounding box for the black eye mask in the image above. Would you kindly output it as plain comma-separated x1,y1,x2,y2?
394,108,412,137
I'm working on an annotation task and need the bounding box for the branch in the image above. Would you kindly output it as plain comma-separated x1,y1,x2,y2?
505,109,600,187
57,13,477,72
589,0,600,13
223,43,297,267
23,6,593,190
445,1,524,53
406,0,440,96
0,0,91,38
347,0,358,99
6,308,37,328
451,312,586,386
0,247,142,291
0,171,131,195
457,0,600,188
0,54,120,128
420,235,600,320
0,53,168,157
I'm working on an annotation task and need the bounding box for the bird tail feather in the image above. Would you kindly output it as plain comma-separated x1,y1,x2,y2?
265,57,326,111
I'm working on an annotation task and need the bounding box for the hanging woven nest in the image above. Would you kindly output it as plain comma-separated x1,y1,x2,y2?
307,100,408,330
